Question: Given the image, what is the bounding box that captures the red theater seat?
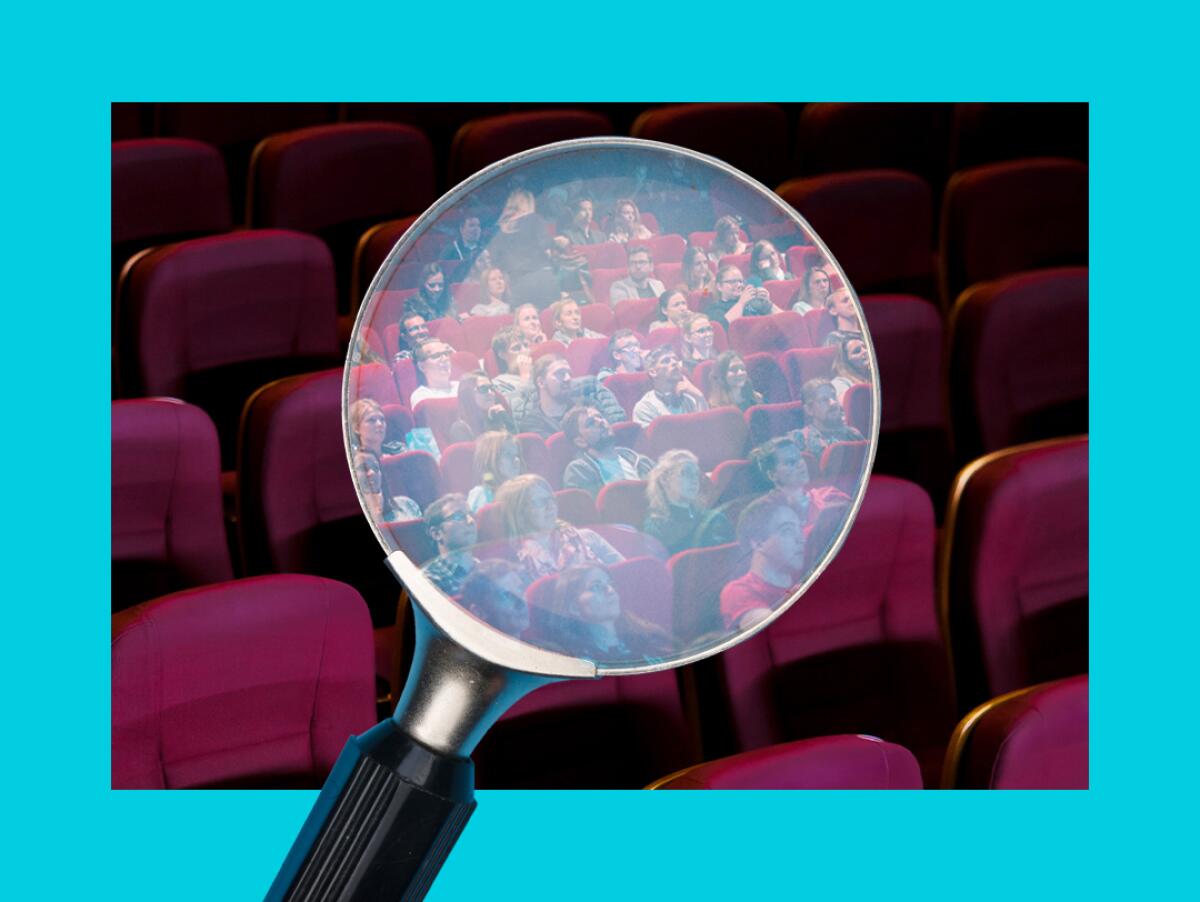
[651,735,923,789]
[462,315,512,357]
[777,170,935,297]
[116,230,340,468]
[413,397,461,449]
[728,312,811,355]
[554,488,597,526]
[238,369,405,625]
[604,372,652,419]
[576,241,626,270]
[111,575,374,789]
[349,362,405,407]
[639,233,687,264]
[248,123,436,313]
[744,352,790,404]
[439,441,476,495]
[350,214,418,309]
[939,158,1088,308]
[785,246,828,284]
[516,433,553,487]
[632,103,789,187]
[948,267,1088,458]
[642,408,749,472]
[819,440,871,493]
[596,480,649,526]
[745,400,806,447]
[718,476,955,784]
[380,451,441,511]
[668,542,747,643]
[112,399,233,610]
[943,675,1088,789]
[950,102,1089,172]
[843,383,873,436]
[565,336,613,377]
[448,109,613,183]
[942,437,1088,706]
[781,347,837,398]
[111,139,232,279]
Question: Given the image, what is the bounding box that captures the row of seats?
[113,388,1088,784]
[114,127,1086,316]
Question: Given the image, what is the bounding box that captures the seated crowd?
[345,186,875,663]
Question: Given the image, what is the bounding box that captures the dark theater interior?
[111,102,1088,792]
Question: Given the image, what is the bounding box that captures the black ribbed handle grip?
[266,719,476,902]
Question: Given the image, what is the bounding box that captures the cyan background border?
[5,2,1187,896]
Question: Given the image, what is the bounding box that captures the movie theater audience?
[471,267,514,317]
[490,326,534,399]
[405,262,455,322]
[648,287,692,332]
[790,261,831,314]
[596,329,645,380]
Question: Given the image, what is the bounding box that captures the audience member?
[544,565,670,662]
[471,267,513,317]
[720,495,806,630]
[790,261,831,314]
[352,449,422,523]
[514,355,625,437]
[561,405,655,497]
[648,287,692,332]
[642,450,732,555]
[793,379,866,459]
[550,234,594,304]
[683,244,716,295]
[496,474,623,583]
[679,313,718,373]
[816,288,864,346]
[633,345,709,425]
[460,560,530,638]
[440,212,486,280]
[410,339,460,407]
[751,435,849,527]
[514,303,548,345]
[404,262,455,322]
[597,329,645,380]
[449,372,515,443]
[704,265,768,329]
[747,240,791,284]
[490,326,534,399]
[394,312,430,361]
[560,197,607,245]
[707,351,763,411]
[349,398,405,457]
[468,430,523,512]
[489,189,559,309]
[549,298,603,344]
[420,493,480,594]
[829,335,873,401]
[708,215,749,261]
[608,198,653,243]
[609,244,665,304]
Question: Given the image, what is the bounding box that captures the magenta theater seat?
[632,103,789,187]
[651,734,923,789]
[449,109,613,183]
[111,399,233,610]
[943,675,1088,789]
[112,574,375,789]
[641,407,749,473]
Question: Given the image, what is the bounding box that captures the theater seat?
[948,267,1088,458]
[448,109,613,183]
[668,542,747,644]
[782,347,836,398]
[745,400,806,447]
[942,675,1088,789]
[439,441,476,495]
[717,476,955,785]
[942,437,1088,707]
[744,352,790,404]
[939,157,1088,308]
[604,372,652,419]
[112,399,233,610]
[632,103,789,187]
[596,480,649,527]
[641,407,749,472]
[112,574,375,789]
[650,735,923,789]
[413,397,461,449]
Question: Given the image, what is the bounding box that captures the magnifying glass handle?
[265,718,475,902]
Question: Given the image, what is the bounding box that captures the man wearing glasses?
[597,329,645,381]
[420,494,480,595]
[561,405,655,497]
[633,345,709,425]
[609,245,665,305]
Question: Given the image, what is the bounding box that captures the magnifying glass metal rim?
[342,135,881,680]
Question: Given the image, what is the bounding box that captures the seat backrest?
[111,399,233,610]
[439,441,477,495]
[112,138,231,248]
[554,488,597,526]
[782,346,837,397]
[668,541,748,644]
[112,574,375,789]
[785,246,828,284]
[632,103,789,186]
[380,451,441,510]
[653,734,923,789]
[728,312,811,355]
[350,214,418,306]
[719,476,954,784]
[576,241,626,270]
[940,157,1088,306]
[449,109,613,183]
[943,675,1088,789]
[861,294,945,433]
[843,383,873,436]
[603,372,652,419]
[596,479,649,526]
[248,123,435,230]
[944,437,1088,704]
[642,407,749,472]
[745,400,806,448]
[462,315,513,357]
[413,397,461,449]
[119,230,339,398]
[639,233,687,264]
[777,170,934,295]
[744,352,790,404]
[948,267,1088,457]
[565,336,612,377]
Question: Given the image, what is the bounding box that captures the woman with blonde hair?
[642,450,732,555]
[471,267,513,317]
[467,430,523,513]
[708,215,749,261]
[608,198,653,243]
[682,244,715,295]
[549,298,603,344]
[495,474,623,583]
[513,303,548,345]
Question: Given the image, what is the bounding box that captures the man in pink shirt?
[720,495,807,630]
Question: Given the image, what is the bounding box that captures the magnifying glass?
[267,138,879,901]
